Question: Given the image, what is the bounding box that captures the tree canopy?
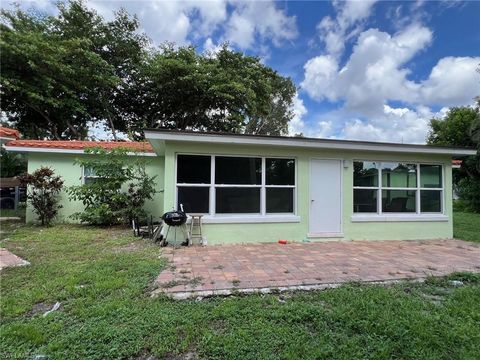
[1,1,296,140]
[1,1,147,140]
[125,44,296,138]
[427,107,478,148]
[427,105,480,212]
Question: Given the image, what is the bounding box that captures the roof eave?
[144,130,477,156]
[4,145,157,157]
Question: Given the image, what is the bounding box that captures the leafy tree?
[2,2,296,139]
[67,147,156,225]
[53,1,149,140]
[19,167,64,225]
[427,107,478,147]
[427,106,480,212]
[0,148,27,178]
[128,44,296,138]
[0,1,148,140]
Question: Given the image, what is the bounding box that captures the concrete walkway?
[0,248,29,270]
[153,239,480,299]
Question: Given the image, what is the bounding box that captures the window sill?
[198,215,301,224]
[351,214,449,222]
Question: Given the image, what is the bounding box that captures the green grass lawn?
[1,215,479,359]
[454,212,480,242]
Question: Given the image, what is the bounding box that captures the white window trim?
[82,166,101,184]
[175,153,297,222]
[351,214,449,222]
[352,160,446,219]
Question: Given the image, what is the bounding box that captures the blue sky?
[5,0,480,143]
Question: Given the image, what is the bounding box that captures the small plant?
[19,167,64,226]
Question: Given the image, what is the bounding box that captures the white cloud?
[316,120,333,138]
[288,94,307,136]
[308,103,455,144]
[340,105,451,144]
[225,10,255,48]
[203,37,226,55]
[224,1,298,49]
[87,0,228,46]
[301,0,478,144]
[316,0,378,57]
[86,0,297,49]
[8,1,297,49]
[2,0,56,12]
[420,57,480,106]
[301,55,339,102]
[302,24,434,112]
[302,19,480,143]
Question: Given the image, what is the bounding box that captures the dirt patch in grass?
[158,352,198,360]
[135,352,160,360]
[26,302,57,317]
[113,242,144,253]
[210,319,228,335]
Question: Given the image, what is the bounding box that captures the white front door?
[309,159,342,235]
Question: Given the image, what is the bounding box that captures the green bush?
[457,175,480,212]
[19,167,63,225]
[67,147,156,225]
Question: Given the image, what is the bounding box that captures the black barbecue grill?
[160,209,190,246]
[162,210,187,226]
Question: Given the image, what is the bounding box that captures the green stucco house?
[5,129,476,244]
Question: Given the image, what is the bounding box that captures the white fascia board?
[4,146,157,157]
[144,131,477,156]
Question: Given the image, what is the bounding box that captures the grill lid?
[162,210,187,226]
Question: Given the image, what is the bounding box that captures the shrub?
[457,174,480,212]
[67,147,156,225]
[19,167,64,225]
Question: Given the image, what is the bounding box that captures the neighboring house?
[1,127,24,211]
[5,129,476,244]
[451,159,463,200]
[0,126,20,145]
[4,139,164,222]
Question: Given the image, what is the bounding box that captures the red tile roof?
[0,127,20,139]
[6,139,154,152]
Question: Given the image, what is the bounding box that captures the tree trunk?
[66,121,81,140]
[108,117,118,141]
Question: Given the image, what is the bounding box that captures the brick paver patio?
[153,239,480,299]
[0,248,29,270]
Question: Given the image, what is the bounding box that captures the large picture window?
[176,155,296,216]
[353,161,444,215]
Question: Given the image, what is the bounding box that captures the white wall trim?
[145,131,477,156]
[200,215,301,224]
[351,214,449,222]
[4,146,156,157]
